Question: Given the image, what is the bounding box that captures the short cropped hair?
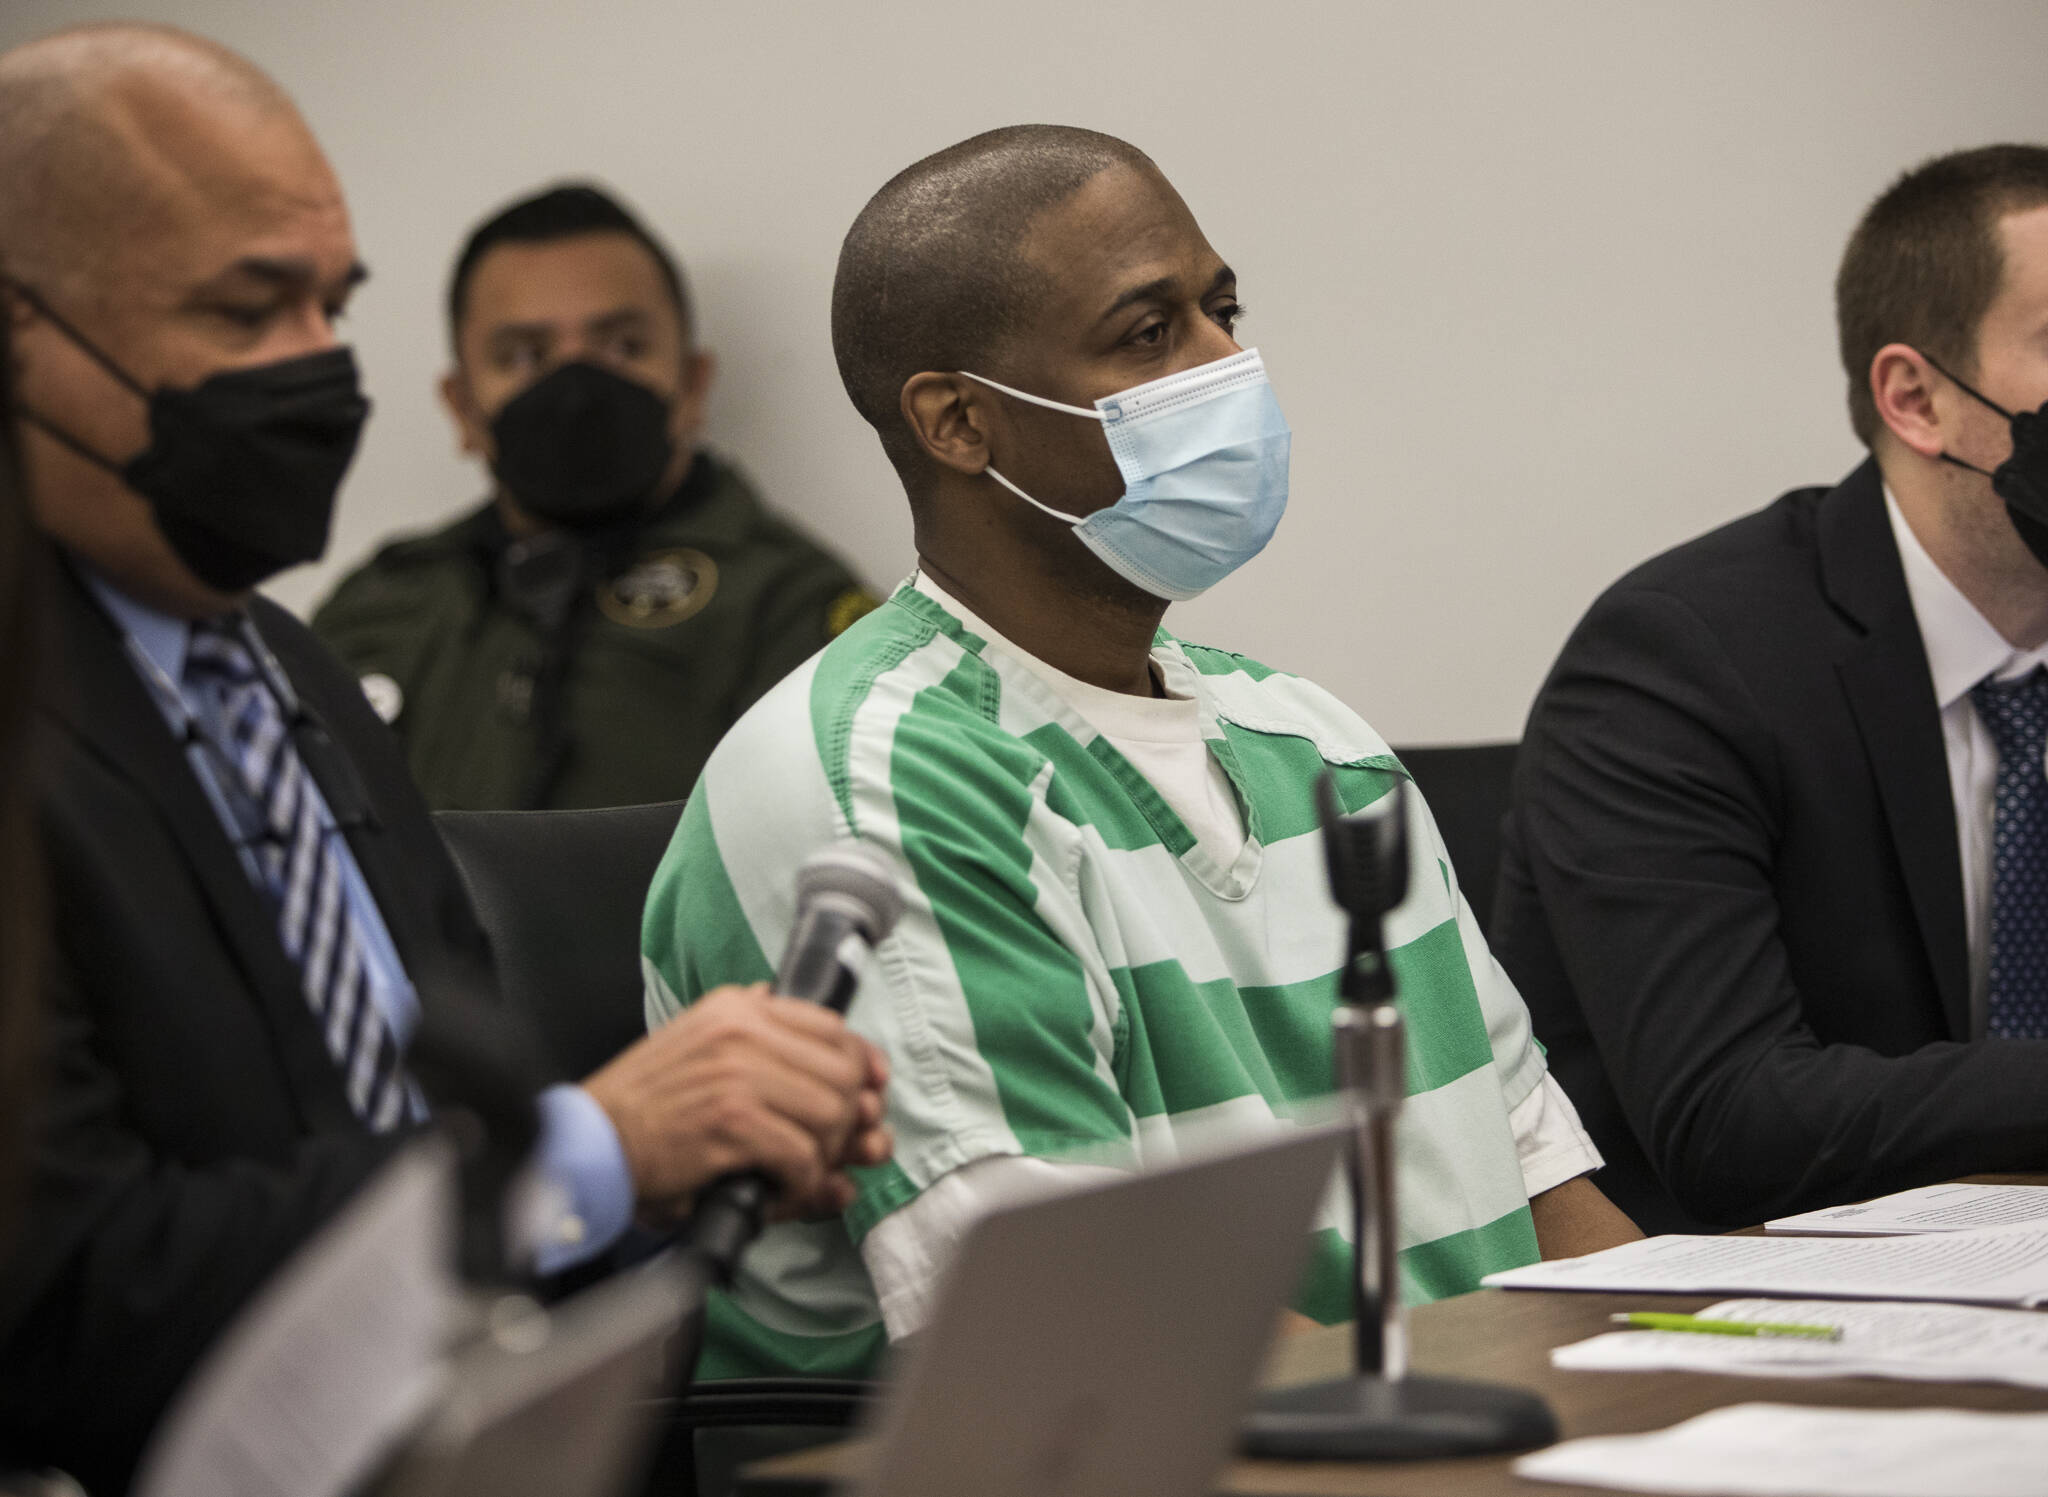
[446,182,692,345]
[832,125,1154,486]
[1836,144,2048,447]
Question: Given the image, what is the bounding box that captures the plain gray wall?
[6,1,2045,740]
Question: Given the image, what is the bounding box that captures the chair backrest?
[1391,742,1518,933]
[434,801,685,1082]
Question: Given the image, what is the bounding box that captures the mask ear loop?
[12,403,128,475]
[1920,350,2015,420]
[3,277,152,398]
[1,276,152,473]
[956,369,1105,420]
[955,371,1106,523]
[1920,350,2018,480]
[980,462,1087,525]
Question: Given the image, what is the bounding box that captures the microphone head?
[1315,771,1410,919]
[795,840,904,943]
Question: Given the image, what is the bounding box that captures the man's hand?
[581,983,891,1222]
[1275,1308,1325,1338]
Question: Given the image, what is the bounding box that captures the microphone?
[772,842,906,1011]
[686,841,904,1282]
[1316,774,1409,1006]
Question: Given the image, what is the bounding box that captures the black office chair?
[431,801,875,1497]
[1390,742,1519,934]
[435,801,685,1082]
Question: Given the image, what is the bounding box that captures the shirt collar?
[81,568,192,686]
[909,569,1198,724]
[1883,487,2048,708]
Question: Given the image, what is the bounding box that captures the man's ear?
[901,372,995,477]
[672,348,715,438]
[439,368,486,458]
[1870,343,1950,461]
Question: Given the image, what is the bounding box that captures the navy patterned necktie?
[1969,666,2048,1041]
[183,619,418,1129]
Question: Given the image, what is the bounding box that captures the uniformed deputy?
[313,183,876,809]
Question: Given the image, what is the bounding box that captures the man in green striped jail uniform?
[642,125,1642,1380]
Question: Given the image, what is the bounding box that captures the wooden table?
[743,1175,2048,1494]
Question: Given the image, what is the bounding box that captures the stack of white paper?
[1553,1299,2048,1388]
[1767,1184,2048,1236]
[1482,1225,2048,1306]
[1514,1403,2048,1496]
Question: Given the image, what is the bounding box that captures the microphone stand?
[402,958,548,1289]
[1241,775,1556,1460]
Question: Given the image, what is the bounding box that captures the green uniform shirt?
[312,452,876,810]
[642,583,1548,1381]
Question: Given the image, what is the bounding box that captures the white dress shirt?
[1884,490,2048,1037]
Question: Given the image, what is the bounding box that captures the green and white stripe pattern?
[644,583,1546,1380]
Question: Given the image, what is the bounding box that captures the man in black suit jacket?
[1494,145,2048,1234]
[0,26,890,1490]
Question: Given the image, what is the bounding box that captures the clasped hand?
[582,983,891,1224]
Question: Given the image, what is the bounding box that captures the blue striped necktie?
[184,619,418,1129]
[1969,666,2048,1041]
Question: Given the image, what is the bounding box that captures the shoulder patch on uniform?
[358,672,404,724]
[826,587,881,638]
[599,547,719,629]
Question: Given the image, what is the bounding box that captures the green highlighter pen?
[1610,1312,1843,1342]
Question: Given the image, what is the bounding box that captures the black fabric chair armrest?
[1390,742,1518,933]
[670,1377,878,1429]
[434,802,685,1082]
[643,1379,879,1497]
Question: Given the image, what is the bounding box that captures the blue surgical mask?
[962,348,1291,601]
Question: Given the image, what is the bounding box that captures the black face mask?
[487,361,675,528]
[1922,353,2048,567]
[11,285,370,594]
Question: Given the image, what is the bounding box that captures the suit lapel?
[43,561,360,1131]
[1820,461,1972,1038]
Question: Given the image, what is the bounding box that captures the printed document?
[1482,1226,2048,1305]
[1767,1183,2048,1236]
[1514,1402,2048,1496]
[1553,1298,2048,1388]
